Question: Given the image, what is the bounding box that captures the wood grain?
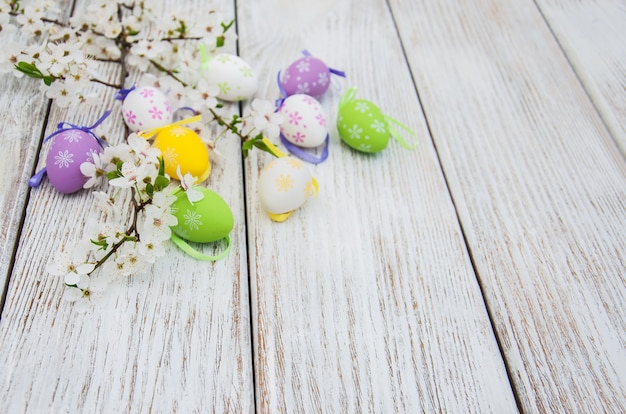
[0,1,253,412]
[238,0,518,412]
[534,0,626,153]
[0,11,62,310]
[388,0,626,411]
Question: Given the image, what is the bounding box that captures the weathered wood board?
[388,0,626,411]
[0,1,254,412]
[238,0,518,411]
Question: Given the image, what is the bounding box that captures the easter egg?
[45,129,102,193]
[122,86,173,132]
[170,188,234,243]
[205,54,258,102]
[152,125,211,183]
[281,56,331,99]
[258,157,316,215]
[337,99,389,153]
[278,94,328,148]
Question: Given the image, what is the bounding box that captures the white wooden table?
[0,0,624,412]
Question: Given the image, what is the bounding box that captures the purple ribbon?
[173,106,200,122]
[275,70,288,109]
[301,49,346,78]
[29,110,112,188]
[43,110,111,147]
[115,84,136,100]
[28,168,47,187]
[279,133,329,164]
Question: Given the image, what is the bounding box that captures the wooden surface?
[0,0,624,412]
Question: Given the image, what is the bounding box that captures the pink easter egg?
[281,56,331,99]
[278,94,328,148]
[121,86,173,132]
[45,129,102,193]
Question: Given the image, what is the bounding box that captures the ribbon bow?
[170,233,231,261]
[29,110,112,188]
[115,85,136,101]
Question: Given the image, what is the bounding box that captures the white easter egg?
[278,94,328,148]
[258,157,316,215]
[122,86,173,132]
[205,53,258,102]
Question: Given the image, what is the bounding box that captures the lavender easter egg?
[281,56,331,99]
[258,157,316,215]
[45,129,102,193]
[122,86,173,132]
[278,94,328,148]
[205,54,258,102]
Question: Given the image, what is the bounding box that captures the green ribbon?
[199,43,210,71]
[338,86,358,108]
[385,115,418,149]
[170,233,231,261]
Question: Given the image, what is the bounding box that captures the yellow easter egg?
[153,125,211,183]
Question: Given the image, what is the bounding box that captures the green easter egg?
[337,99,389,153]
[171,188,234,243]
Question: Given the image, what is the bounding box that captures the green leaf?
[216,35,225,48]
[14,61,44,79]
[106,170,121,180]
[90,239,109,249]
[242,139,254,159]
[154,175,169,191]
[253,139,277,157]
[145,182,154,197]
[158,157,165,176]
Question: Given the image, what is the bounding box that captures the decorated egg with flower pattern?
[278,94,328,148]
[258,157,317,215]
[122,86,173,132]
[45,129,102,193]
[281,55,332,99]
[337,98,389,153]
[170,187,234,243]
[152,125,211,183]
[205,53,258,102]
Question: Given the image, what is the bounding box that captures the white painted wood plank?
[388,0,626,411]
[238,0,518,411]
[535,0,626,153]
[0,16,58,308]
[0,1,254,412]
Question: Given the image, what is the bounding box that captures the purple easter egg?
[281,56,331,99]
[45,129,102,193]
[122,86,173,132]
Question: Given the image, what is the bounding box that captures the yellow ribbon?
[261,136,287,158]
[137,115,203,140]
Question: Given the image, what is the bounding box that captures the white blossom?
[249,99,286,140]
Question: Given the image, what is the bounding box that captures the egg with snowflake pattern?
[152,125,211,183]
[281,55,332,99]
[45,129,103,193]
[122,86,173,132]
[204,53,258,102]
[278,94,328,148]
[337,98,390,153]
[258,156,317,215]
[170,187,234,243]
